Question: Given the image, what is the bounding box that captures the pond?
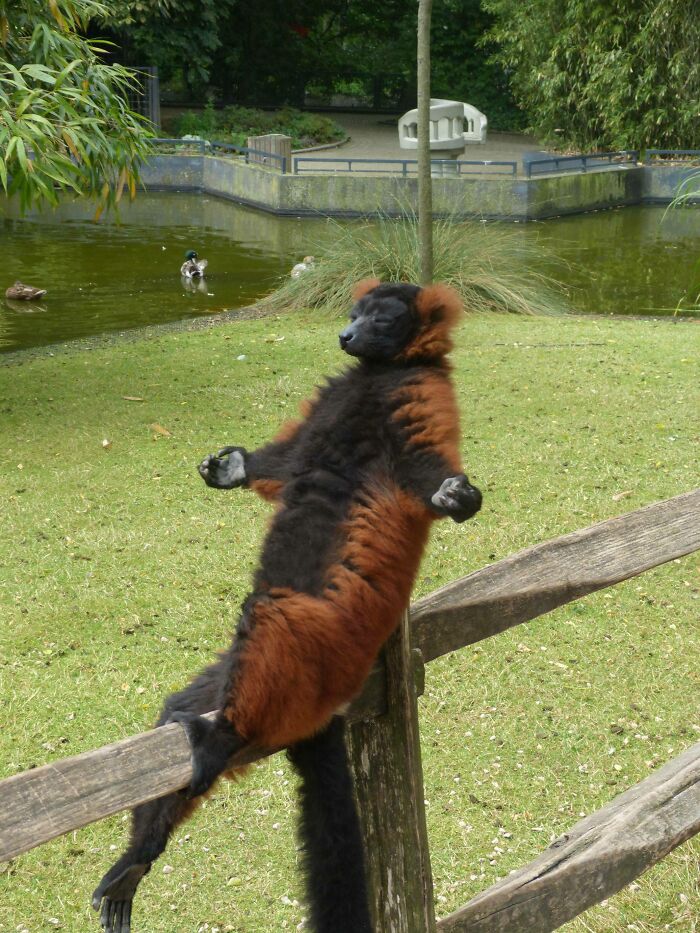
[0,194,305,353]
[1,195,698,353]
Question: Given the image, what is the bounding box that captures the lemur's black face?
[339,284,421,361]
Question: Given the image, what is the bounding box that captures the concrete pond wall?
[139,155,699,221]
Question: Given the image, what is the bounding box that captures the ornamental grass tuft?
[262,211,568,316]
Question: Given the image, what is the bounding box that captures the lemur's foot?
[168,712,243,798]
[431,474,482,523]
[198,446,247,489]
[92,861,150,932]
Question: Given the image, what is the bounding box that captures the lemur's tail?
[287,717,373,933]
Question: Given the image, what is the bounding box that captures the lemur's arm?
[396,447,482,523]
[391,373,482,523]
[198,413,308,500]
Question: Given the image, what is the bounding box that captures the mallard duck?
[290,256,315,279]
[5,281,47,301]
[180,250,208,278]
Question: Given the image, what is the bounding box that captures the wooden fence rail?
[438,739,700,932]
[1,488,699,931]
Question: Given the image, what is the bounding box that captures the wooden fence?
[1,488,699,931]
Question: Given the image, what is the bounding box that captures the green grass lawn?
[0,310,698,932]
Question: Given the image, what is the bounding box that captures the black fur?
[287,719,372,933]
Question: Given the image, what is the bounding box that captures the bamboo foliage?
[0,0,153,214]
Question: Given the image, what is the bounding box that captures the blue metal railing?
[292,156,517,176]
[154,139,700,180]
[524,151,639,177]
[645,149,700,164]
[151,138,288,173]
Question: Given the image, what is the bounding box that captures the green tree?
[0,0,153,213]
[482,0,700,150]
[105,0,520,125]
[430,0,522,130]
[106,0,233,93]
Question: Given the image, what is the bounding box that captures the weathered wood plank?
[437,741,700,932]
[0,667,388,864]
[412,488,700,663]
[0,713,250,863]
[347,613,437,933]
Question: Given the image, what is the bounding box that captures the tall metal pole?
[417,0,434,285]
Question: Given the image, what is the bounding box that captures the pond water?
[1,195,698,353]
[0,194,305,353]
[533,205,699,317]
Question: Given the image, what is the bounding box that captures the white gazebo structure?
[398,99,487,173]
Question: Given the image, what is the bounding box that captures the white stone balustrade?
[398,99,488,154]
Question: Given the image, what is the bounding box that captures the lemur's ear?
[415,283,463,327]
[399,283,462,361]
[352,278,381,301]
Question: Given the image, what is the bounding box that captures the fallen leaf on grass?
[102,438,112,449]
[612,490,632,501]
[150,423,172,437]
[122,395,145,402]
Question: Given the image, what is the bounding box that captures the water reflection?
[527,206,700,315]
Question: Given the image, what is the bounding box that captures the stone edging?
[139,154,699,222]
[292,136,351,154]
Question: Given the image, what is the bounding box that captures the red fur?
[390,371,462,470]
[225,483,432,748]
[352,278,381,301]
[401,283,463,361]
[249,478,284,501]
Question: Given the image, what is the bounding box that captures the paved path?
[306,111,548,173]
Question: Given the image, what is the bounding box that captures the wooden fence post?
[347,611,437,932]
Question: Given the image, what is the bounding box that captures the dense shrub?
[171,104,345,149]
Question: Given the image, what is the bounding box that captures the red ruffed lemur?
[93,280,482,933]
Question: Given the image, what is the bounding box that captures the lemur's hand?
[198,446,247,489]
[431,474,482,523]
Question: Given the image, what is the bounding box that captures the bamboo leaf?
[56,60,83,86]
[48,0,68,31]
[115,166,126,203]
[15,137,29,173]
[61,128,82,162]
[21,64,57,86]
[16,90,40,118]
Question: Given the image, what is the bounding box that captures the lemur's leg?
[92,657,240,933]
[287,718,373,933]
[92,793,193,933]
